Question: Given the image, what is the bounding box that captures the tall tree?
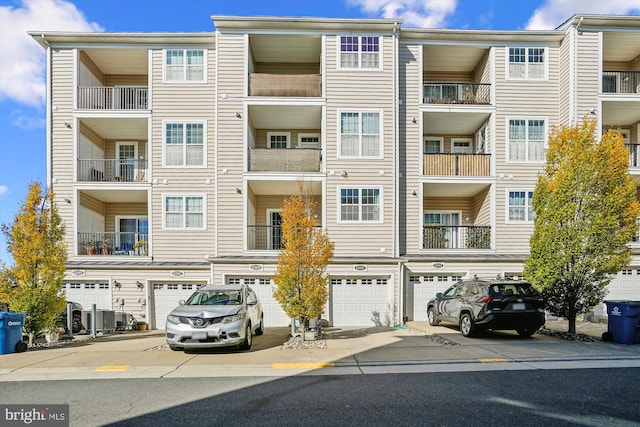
[524,119,640,334]
[273,182,334,340]
[0,182,68,342]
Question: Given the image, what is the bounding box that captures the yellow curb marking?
[96,365,130,371]
[272,362,335,369]
[479,358,509,363]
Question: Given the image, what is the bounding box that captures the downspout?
[392,21,403,326]
[42,35,52,188]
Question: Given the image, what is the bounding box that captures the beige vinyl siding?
[325,34,396,257]
[575,32,600,123]
[253,195,323,224]
[254,62,319,74]
[558,33,572,124]
[423,197,474,224]
[104,203,148,232]
[474,50,491,84]
[104,74,147,86]
[80,122,105,151]
[400,42,422,254]
[423,71,472,82]
[215,33,246,256]
[149,45,216,262]
[51,49,76,258]
[79,192,104,215]
[493,44,559,254]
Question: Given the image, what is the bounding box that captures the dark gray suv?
[427,279,545,337]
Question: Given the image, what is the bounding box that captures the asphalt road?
[2,368,639,426]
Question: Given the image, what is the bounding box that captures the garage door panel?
[331,277,391,327]
[64,282,112,311]
[152,283,204,330]
[228,278,290,327]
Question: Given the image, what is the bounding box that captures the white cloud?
[0,185,8,197]
[348,0,458,28]
[0,0,102,107]
[526,0,640,30]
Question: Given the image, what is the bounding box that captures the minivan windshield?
[185,289,243,305]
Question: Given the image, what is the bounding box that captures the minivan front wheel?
[460,313,475,337]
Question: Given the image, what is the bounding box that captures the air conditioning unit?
[82,310,116,332]
[114,312,133,330]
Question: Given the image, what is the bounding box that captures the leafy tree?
[0,182,68,343]
[273,182,334,340]
[524,119,640,334]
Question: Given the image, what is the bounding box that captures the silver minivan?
[165,284,264,351]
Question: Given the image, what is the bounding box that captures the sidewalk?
[1,320,638,381]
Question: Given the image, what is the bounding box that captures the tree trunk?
[300,318,306,341]
[567,308,577,334]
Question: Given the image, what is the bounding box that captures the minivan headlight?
[167,314,181,324]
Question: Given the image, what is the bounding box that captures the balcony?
[78,86,148,110]
[602,71,640,94]
[247,225,283,251]
[249,74,321,97]
[423,225,491,250]
[423,153,490,176]
[423,82,490,105]
[78,159,148,183]
[78,232,148,256]
[626,144,640,168]
[249,148,321,172]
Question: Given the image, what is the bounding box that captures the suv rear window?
[487,283,539,297]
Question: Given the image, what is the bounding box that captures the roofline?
[400,28,565,43]
[29,32,215,49]
[211,15,401,33]
[556,14,640,31]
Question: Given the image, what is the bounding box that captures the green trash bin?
[0,312,28,354]
[604,301,640,345]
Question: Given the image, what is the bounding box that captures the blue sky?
[0,0,639,264]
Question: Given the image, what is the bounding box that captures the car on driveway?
[427,278,545,337]
[165,284,264,351]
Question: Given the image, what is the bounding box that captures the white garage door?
[409,274,462,321]
[152,283,205,330]
[331,277,391,327]
[64,282,112,310]
[607,269,640,301]
[227,277,291,327]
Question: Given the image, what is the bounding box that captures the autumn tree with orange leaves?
[524,119,640,334]
[0,182,67,341]
[273,183,334,340]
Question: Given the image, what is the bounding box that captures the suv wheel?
[460,313,476,337]
[255,315,264,336]
[72,313,83,333]
[427,308,439,326]
[239,323,252,350]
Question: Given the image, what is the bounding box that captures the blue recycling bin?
[604,301,640,345]
[0,312,27,354]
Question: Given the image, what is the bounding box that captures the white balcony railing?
[77,86,148,110]
[78,159,147,183]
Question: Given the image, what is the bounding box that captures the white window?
[298,133,320,149]
[164,195,205,229]
[424,137,443,154]
[451,138,473,154]
[507,190,535,222]
[508,118,546,162]
[164,122,205,166]
[339,187,382,222]
[339,36,381,70]
[508,47,546,79]
[339,111,382,157]
[267,132,290,149]
[164,49,205,82]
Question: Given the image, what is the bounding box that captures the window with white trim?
[507,190,535,222]
[164,49,205,82]
[165,122,205,166]
[164,196,204,229]
[508,118,546,161]
[423,137,443,154]
[339,187,382,222]
[267,132,290,149]
[508,47,546,79]
[298,133,320,149]
[339,111,381,157]
[339,36,381,69]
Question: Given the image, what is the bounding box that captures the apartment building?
[31,14,639,329]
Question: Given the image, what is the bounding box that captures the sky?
[0,0,639,264]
